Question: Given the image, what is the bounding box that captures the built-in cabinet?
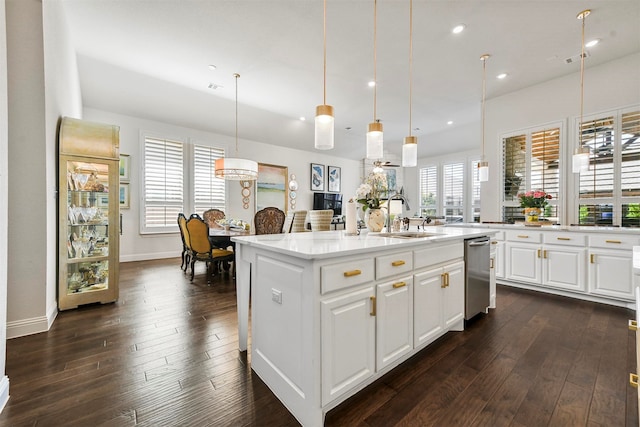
[588,235,639,301]
[58,117,120,310]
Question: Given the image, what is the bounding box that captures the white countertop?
[444,223,640,235]
[231,227,494,260]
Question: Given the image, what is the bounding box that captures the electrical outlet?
[271,289,282,304]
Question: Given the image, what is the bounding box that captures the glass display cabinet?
[58,117,120,310]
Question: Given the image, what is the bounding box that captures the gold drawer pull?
[392,281,406,289]
[590,254,595,264]
[537,249,541,258]
[606,239,621,244]
[557,237,571,241]
[343,270,362,277]
[490,258,494,269]
[630,373,639,389]
[391,260,406,267]
[491,241,498,245]
[543,250,548,259]
[445,272,450,287]
[441,273,447,288]
[517,235,529,238]
[630,320,638,331]
[370,296,376,316]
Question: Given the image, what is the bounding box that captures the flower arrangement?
[356,170,388,210]
[217,218,249,230]
[517,190,552,208]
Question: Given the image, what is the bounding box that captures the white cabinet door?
[414,267,445,348]
[495,241,505,279]
[542,246,587,292]
[589,249,634,301]
[376,276,413,370]
[443,261,465,329]
[490,243,497,308]
[507,242,542,284]
[321,286,376,405]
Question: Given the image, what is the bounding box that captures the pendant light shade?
[314,0,334,150]
[572,9,591,174]
[214,73,258,180]
[366,0,383,160]
[478,54,490,182]
[402,0,417,168]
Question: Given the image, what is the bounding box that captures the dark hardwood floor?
[0,258,637,426]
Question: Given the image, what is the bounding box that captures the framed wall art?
[328,166,341,193]
[257,163,288,213]
[119,154,130,182]
[310,163,324,191]
[119,183,130,209]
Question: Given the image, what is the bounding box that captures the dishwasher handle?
[467,240,489,247]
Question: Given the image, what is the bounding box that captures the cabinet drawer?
[376,251,413,280]
[321,258,375,294]
[506,230,542,243]
[414,243,463,270]
[492,230,505,241]
[543,232,587,247]
[590,235,640,250]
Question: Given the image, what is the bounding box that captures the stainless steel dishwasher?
[464,236,490,320]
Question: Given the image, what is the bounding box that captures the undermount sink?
[373,232,443,239]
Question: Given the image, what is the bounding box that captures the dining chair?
[254,207,286,235]
[309,209,334,231]
[203,208,225,229]
[177,213,191,271]
[185,215,235,282]
[282,211,295,233]
[291,210,308,232]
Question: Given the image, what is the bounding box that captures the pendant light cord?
[234,73,239,154]
[481,56,487,162]
[373,0,377,122]
[579,11,586,151]
[409,0,413,136]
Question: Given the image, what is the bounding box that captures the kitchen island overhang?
[232,227,494,426]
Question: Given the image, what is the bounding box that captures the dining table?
[208,227,250,250]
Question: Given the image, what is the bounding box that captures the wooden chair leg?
[190,259,196,281]
[180,250,186,270]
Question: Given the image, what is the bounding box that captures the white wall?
[84,108,362,262]
[481,53,640,222]
[0,0,11,412]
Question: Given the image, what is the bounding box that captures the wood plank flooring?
[0,258,637,426]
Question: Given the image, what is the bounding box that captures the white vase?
[365,208,385,232]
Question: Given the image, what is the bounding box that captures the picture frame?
[310,163,324,191]
[119,154,130,182]
[119,183,130,209]
[327,166,341,193]
[257,163,288,213]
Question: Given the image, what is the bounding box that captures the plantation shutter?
[419,166,437,216]
[193,144,225,215]
[621,110,640,227]
[443,162,464,222]
[471,160,481,223]
[530,128,560,219]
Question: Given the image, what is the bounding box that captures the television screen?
[313,193,342,216]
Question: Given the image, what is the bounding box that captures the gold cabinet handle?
[590,254,595,264]
[491,241,498,245]
[370,296,376,316]
[490,258,494,269]
[441,273,447,288]
[630,373,639,389]
[537,249,541,258]
[343,269,362,277]
[543,250,548,259]
[517,235,529,239]
[445,272,450,287]
[629,320,638,331]
[606,239,622,244]
[392,281,406,288]
[391,260,406,267]
[557,237,571,241]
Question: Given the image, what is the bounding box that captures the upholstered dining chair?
[309,209,333,231]
[177,213,191,271]
[203,208,225,229]
[185,214,235,282]
[254,207,286,235]
[282,211,295,233]
[291,210,308,232]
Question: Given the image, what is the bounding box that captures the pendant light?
[366,0,383,160]
[478,54,490,182]
[315,0,334,150]
[214,73,258,180]
[572,9,591,173]
[402,0,417,167]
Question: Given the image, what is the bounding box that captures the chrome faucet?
[385,191,411,231]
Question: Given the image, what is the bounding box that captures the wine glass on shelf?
[71,240,82,258]
[74,173,89,191]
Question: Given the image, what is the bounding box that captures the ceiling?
[60,0,640,161]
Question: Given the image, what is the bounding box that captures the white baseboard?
[47,299,58,330]
[7,315,50,339]
[119,251,179,263]
[0,376,9,414]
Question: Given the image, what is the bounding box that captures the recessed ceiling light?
[368,81,376,87]
[452,24,466,34]
[585,39,600,47]
[299,116,306,121]
[207,83,223,90]
[447,121,453,125]
[497,73,507,79]
[208,64,217,71]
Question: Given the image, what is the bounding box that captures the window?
[141,135,226,233]
[501,124,561,223]
[443,162,464,223]
[471,160,481,223]
[578,108,640,226]
[419,165,437,216]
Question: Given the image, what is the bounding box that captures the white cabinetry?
[588,235,639,301]
[506,231,542,284]
[376,276,413,370]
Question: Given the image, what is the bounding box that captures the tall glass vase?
[365,208,386,232]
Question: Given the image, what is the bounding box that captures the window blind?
[621,110,640,197]
[419,166,437,216]
[443,162,464,222]
[503,134,526,203]
[193,144,225,215]
[579,116,615,199]
[471,160,481,223]
[143,137,184,232]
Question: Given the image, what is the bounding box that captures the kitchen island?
[232,227,493,426]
